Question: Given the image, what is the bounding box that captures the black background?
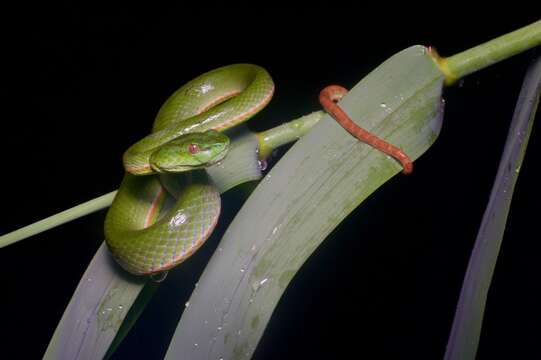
[0,5,540,359]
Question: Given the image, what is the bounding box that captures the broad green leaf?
[164,45,445,360]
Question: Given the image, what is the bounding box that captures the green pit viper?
[104,64,274,275]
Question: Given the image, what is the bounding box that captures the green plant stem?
[434,19,541,84]
[0,191,117,248]
[0,114,323,248]
[256,111,324,159]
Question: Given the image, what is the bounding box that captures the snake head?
[149,130,229,173]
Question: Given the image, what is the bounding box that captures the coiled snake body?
[105,64,274,275]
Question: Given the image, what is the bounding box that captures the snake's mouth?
[150,163,202,173]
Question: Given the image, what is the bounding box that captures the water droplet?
[240,267,245,273]
[217,326,222,331]
[272,226,278,235]
[185,301,190,308]
[252,277,269,292]
[101,307,113,315]
[251,244,257,252]
[515,165,521,174]
[380,103,387,108]
[97,288,126,333]
[195,282,199,288]
[194,343,198,347]
[150,271,168,283]
[237,329,242,336]
[258,159,268,171]
[87,277,93,283]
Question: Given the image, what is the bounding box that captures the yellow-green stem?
[0,113,323,248]
[432,19,541,85]
[257,111,324,159]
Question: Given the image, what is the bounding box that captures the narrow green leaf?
[444,54,541,360]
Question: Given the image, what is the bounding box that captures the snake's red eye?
[188,143,200,154]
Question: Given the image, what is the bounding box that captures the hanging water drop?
[258,159,268,171]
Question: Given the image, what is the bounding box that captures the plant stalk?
[0,113,323,247]
[0,191,117,248]
[256,111,324,159]
[432,19,541,85]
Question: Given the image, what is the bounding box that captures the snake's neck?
[123,127,190,175]
[123,150,154,175]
